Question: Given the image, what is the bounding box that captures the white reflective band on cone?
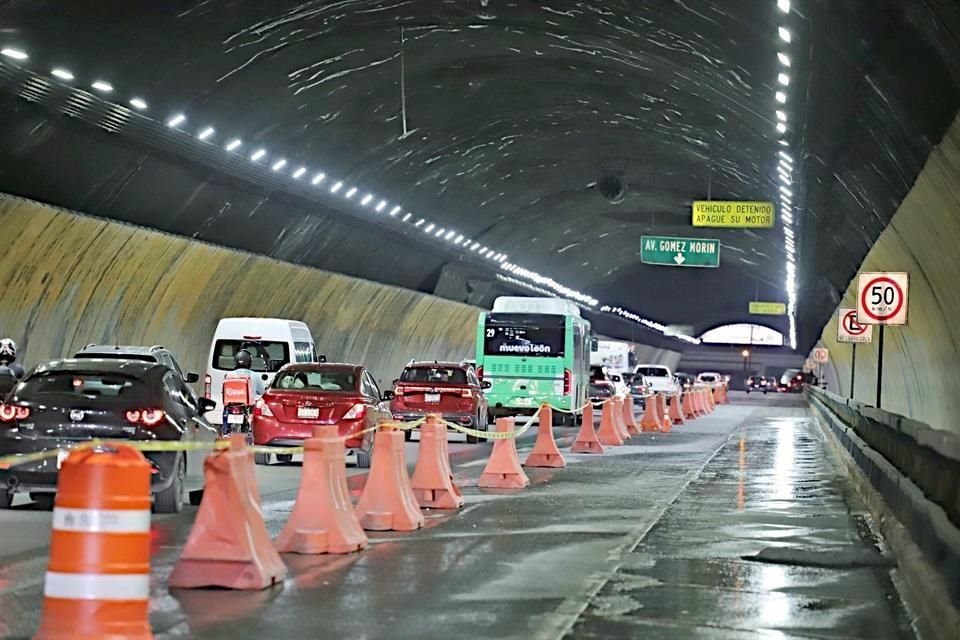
[52,507,151,534]
[43,572,150,600]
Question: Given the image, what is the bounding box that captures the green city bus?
[476,297,592,424]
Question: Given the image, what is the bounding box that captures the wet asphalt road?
[0,394,917,639]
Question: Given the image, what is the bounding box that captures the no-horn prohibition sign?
[837,307,873,343]
[857,272,909,325]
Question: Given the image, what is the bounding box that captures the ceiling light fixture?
[778,52,791,66]
[51,68,74,81]
[402,213,413,222]
[360,194,373,206]
[312,172,326,185]
[226,138,242,151]
[330,181,343,194]
[129,97,148,110]
[91,80,113,93]
[389,205,401,216]
[0,48,28,61]
[376,200,388,212]
[293,167,307,179]
[345,187,357,198]
[271,159,287,171]
[197,126,215,141]
[778,0,791,13]
[776,122,787,133]
[779,27,791,43]
[778,73,790,86]
[166,113,186,128]
[776,91,787,103]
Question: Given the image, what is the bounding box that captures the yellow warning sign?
[692,201,775,228]
[749,301,787,315]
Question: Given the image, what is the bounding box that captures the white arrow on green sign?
[640,236,720,268]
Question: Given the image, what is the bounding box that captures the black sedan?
[589,380,614,403]
[746,376,772,393]
[0,359,218,513]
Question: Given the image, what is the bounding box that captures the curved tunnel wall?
[0,195,680,389]
[0,195,481,388]
[817,114,960,434]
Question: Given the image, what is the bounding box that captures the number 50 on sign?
[857,272,909,325]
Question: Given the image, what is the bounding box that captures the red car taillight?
[204,374,212,399]
[461,388,474,398]
[563,369,572,395]
[477,366,483,382]
[253,398,274,417]
[0,404,29,422]
[125,409,166,427]
[343,403,366,421]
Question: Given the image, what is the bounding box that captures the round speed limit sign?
[857,272,909,325]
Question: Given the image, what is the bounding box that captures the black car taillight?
[0,404,29,422]
[125,409,166,427]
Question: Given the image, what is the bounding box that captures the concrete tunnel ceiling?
[0,1,958,353]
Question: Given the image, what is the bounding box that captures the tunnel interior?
[0,1,957,426]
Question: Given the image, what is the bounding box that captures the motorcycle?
[221,373,255,440]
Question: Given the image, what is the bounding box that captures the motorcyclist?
[0,339,25,379]
[221,349,265,436]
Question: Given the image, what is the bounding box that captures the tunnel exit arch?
[699,323,785,347]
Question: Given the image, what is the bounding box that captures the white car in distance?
[634,364,678,395]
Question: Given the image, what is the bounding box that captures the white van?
[204,318,319,414]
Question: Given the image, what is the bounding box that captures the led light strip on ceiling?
[775,0,798,350]
[0,44,702,345]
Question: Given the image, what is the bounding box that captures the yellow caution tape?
[0,417,433,469]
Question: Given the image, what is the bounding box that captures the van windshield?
[214,340,290,372]
[636,366,669,378]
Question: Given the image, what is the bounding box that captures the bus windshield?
[483,316,565,358]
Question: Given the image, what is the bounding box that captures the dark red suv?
[387,361,490,443]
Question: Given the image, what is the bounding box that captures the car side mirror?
[186,372,200,384]
[392,378,399,386]
[199,398,217,413]
[590,337,599,352]
[482,380,492,389]
[318,354,327,363]
[382,390,395,401]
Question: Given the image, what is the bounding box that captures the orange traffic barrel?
[35,444,153,640]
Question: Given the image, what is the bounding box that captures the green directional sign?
[640,236,720,268]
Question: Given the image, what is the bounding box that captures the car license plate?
[56,450,69,469]
[297,406,320,419]
[425,393,440,404]
[227,413,245,424]
[515,397,532,407]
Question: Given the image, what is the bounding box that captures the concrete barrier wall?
[0,195,681,389]
[817,113,960,434]
[0,195,480,388]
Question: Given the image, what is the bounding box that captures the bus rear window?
[483,326,565,357]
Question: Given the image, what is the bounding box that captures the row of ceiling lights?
[774,0,798,350]
[0,43,704,344]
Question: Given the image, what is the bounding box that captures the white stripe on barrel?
[43,572,151,600]
[52,507,151,534]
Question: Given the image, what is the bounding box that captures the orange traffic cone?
[571,403,603,454]
[479,418,530,488]
[411,416,464,509]
[694,388,706,417]
[682,389,697,420]
[355,425,425,531]
[640,394,663,432]
[35,445,153,640]
[669,392,686,425]
[275,426,368,554]
[622,395,641,436]
[597,399,625,446]
[658,394,673,433]
[524,405,566,468]
[612,396,632,440]
[706,387,716,413]
[712,386,722,406]
[170,435,287,590]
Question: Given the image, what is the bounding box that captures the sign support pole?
[850,343,856,400]
[875,325,885,409]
